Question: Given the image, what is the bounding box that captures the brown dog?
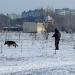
[4,41,18,47]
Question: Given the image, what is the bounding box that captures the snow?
[0,32,75,75]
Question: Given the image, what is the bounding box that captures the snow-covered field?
[0,32,75,75]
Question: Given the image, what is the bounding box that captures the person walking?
[52,28,61,51]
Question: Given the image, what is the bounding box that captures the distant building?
[7,14,21,19]
[21,9,45,22]
[22,10,40,18]
[23,22,45,33]
[3,26,22,31]
[55,8,70,15]
[55,8,75,32]
[71,9,75,15]
[55,8,75,16]
[37,22,45,32]
[23,15,54,33]
[23,22,37,33]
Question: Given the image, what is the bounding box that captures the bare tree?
[43,22,49,40]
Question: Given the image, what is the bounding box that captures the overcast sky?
[0,0,75,14]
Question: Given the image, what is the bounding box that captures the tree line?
[0,8,75,32]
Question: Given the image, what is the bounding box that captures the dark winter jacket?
[52,28,61,41]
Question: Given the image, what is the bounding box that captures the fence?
[0,31,74,58]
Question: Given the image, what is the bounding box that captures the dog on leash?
[4,41,18,48]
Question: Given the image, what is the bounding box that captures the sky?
[0,0,75,14]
